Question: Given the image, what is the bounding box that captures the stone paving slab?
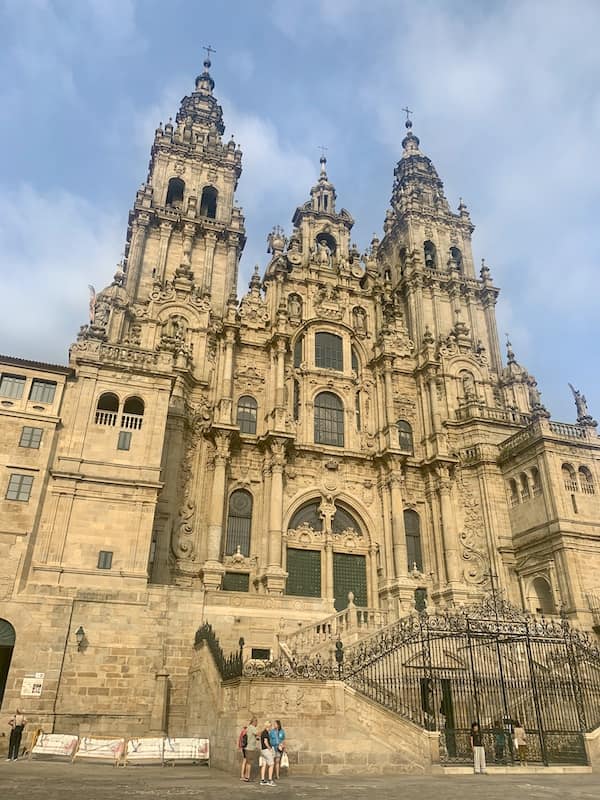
[0,760,598,799]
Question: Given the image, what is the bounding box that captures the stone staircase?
[278,593,388,661]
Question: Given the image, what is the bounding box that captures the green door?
[333,553,367,611]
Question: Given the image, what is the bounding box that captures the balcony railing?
[455,403,530,425]
[95,410,117,427]
[121,413,143,430]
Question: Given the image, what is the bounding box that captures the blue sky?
[1,0,599,423]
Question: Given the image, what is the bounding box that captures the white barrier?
[30,733,79,760]
[125,737,165,764]
[163,737,210,765]
[74,736,126,764]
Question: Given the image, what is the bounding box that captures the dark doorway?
[0,619,15,707]
[333,553,367,611]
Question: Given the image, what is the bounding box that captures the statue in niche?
[170,315,187,340]
[287,294,302,321]
[352,306,367,336]
[317,240,332,268]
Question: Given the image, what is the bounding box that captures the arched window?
[562,463,578,492]
[199,186,218,219]
[225,489,253,556]
[404,509,423,572]
[166,177,185,208]
[579,466,595,495]
[315,332,343,371]
[530,467,542,497]
[519,472,530,501]
[293,337,303,369]
[450,246,463,271]
[314,392,344,447]
[95,392,119,426]
[0,618,16,707]
[397,420,414,454]
[531,576,555,615]
[424,240,436,269]
[122,396,144,430]
[289,501,323,531]
[332,505,361,534]
[237,395,258,435]
[508,478,519,507]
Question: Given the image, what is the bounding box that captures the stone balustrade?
[455,402,530,425]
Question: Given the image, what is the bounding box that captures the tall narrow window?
[450,246,463,271]
[293,337,303,368]
[562,463,577,492]
[355,392,361,431]
[166,177,185,208]
[424,240,436,269]
[508,478,519,507]
[225,490,253,556]
[404,509,423,572]
[0,374,26,399]
[351,347,359,374]
[293,380,300,422]
[397,420,414,454]
[314,392,344,447]
[200,186,218,219]
[237,395,258,435]
[579,466,595,495]
[315,332,343,371]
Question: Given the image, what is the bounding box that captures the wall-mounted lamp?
[75,626,86,652]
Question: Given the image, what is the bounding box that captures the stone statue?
[317,240,332,268]
[287,294,302,320]
[569,383,590,421]
[88,285,96,325]
[352,306,367,335]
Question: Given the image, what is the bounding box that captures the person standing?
[492,720,505,764]
[259,720,275,786]
[244,716,259,781]
[269,720,286,780]
[238,723,248,781]
[513,721,528,766]
[470,721,487,775]
[8,709,27,761]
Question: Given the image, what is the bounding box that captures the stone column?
[436,466,462,585]
[148,669,169,734]
[155,221,173,284]
[275,338,286,408]
[369,543,380,608]
[382,357,395,431]
[481,286,502,375]
[323,534,334,603]
[224,233,241,302]
[127,214,150,298]
[389,471,408,579]
[264,438,287,595]
[203,431,230,590]
[219,328,236,424]
[202,232,218,294]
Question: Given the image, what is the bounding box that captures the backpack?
[238,727,248,749]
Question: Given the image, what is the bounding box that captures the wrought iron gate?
[341,597,600,766]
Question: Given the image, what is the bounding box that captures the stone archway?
[0,619,16,708]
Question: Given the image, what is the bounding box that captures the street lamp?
[75,626,86,652]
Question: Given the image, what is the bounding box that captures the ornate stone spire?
[176,51,225,135]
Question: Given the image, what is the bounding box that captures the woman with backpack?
[238,723,248,781]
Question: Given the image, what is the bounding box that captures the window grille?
[237,396,258,435]
[314,392,344,447]
[225,490,253,556]
[222,572,250,592]
[285,548,321,598]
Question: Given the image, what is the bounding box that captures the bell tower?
[124,53,246,317]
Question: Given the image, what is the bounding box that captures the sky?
[0,0,599,423]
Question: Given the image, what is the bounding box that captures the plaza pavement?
[0,760,598,799]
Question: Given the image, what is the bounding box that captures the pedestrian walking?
[470,721,487,774]
[7,709,27,761]
[513,721,528,766]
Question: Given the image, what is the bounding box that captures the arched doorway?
[0,619,15,707]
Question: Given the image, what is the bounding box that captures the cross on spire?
[203,44,216,63]
[318,145,328,159]
[402,106,412,123]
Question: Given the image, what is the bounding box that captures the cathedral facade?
[1,60,599,736]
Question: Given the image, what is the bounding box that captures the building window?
[579,466,595,495]
[531,576,555,615]
[519,472,530,501]
[237,395,258,435]
[450,246,463,271]
[315,332,343,371]
[97,550,113,570]
[166,177,185,208]
[222,572,250,592]
[562,463,578,492]
[293,337,303,368]
[531,467,542,497]
[19,426,43,449]
[122,396,144,429]
[225,489,253,556]
[251,647,271,660]
[96,392,119,426]
[293,380,300,422]
[397,420,414,454]
[355,392,361,431]
[351,347,359,374]
[508,478,519,507]
[6,473,34,502]
[424,240,436,269]
[0,374,26,399]
[285,548,321,598]
[332,505,361,534]
[289,501,323,532]
[29,380,56,404]
[200,186,218,218]
[117,431,132,451]
[314,391,344,447]
[404,509,423,572]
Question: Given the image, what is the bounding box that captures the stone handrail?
[278,598,388,659]
[549,421,588,439]
[456,403,530,426]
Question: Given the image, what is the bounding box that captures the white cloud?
[0,185,122,362]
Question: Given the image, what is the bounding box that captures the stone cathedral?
[1,59,599,748]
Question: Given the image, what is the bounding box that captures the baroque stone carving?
[457,472,488,585]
